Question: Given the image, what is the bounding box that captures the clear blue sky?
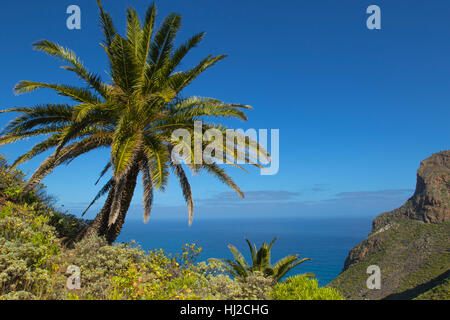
[0,0,449,222]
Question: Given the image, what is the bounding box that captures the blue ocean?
[117,216,372,285]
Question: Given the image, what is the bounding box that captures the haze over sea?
[116,216,373,285]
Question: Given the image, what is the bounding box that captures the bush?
[192,270,274,300]
[47,210,89,241]
[62,237,210,300]
[0,157,88,242]
[107,261,202,300]
[59,235,148,299]
[269,275,344,300]
[0,202,63,299]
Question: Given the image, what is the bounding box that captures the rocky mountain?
[329,150,450,300]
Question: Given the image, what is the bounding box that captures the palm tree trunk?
[104,167,138,243]
[75,165,139,244]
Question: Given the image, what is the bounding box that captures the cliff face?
[376,150,449,226]
[329,151,450,300]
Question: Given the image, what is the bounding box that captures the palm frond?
[170,32,205,71]
[108,35,142,96]
[172,163,194,225]
[126,7,143,57]
[143,135,169,190]
[149,13,182,68]
[173,96,250,121]
[82,178,114,216]
[245,238,257,266]
[11,135,62,168]
[26,132,112,189]
[14,81,101,104]
[95,161,111,185]
[139,3,157,69]
[0,126,64,147]
[97,0,117,47]
[1,104,73,134]
[202,163,244,198]
[228,244,248,268]
[168,55,227,93]
[33,40,107,97]
[111,130,142,179]
[273,257,311,282]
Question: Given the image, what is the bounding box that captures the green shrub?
[0,202,62,299]
[0,156,88,242]
[269,275,345,300]
[46,209,89,241]
[59,235,148,299]
[105,244,211,300]
[0,290,37,300]
[107,261,202,300]
[60,237,209,300]
[192,270,275,300]
[0,165,40,205]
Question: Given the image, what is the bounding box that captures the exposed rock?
[329,150,450,300]
[381,150,449,224]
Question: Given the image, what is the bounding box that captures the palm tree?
[0,1,268,243]
[212,238,313,282]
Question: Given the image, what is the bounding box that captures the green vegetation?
[414,278,450,300]
[212,238,313,282]
[270,275,344,300]
[0,155,342,300]
[0,0,268,244]
[329,214,450,300]
[328,150,449,300]
[0,201,62,299]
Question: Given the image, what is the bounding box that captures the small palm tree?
[212,238,313,282]
[0,1,268,243]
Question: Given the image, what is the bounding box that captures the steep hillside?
[329,150,450,300]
